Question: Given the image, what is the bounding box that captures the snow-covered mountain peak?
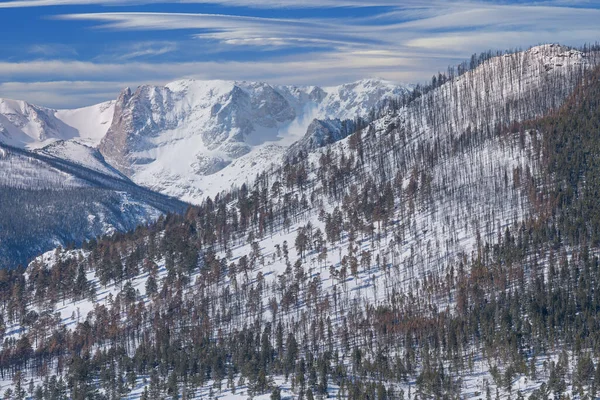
[118,87,133,102]
[320,78,411,120]
[491,44,590,74]
[336,77,403,90]
[1,75,412,203]
[0,98,115,149]
[166,78,234,92]
[526,43,586,64]
[527,43,566,53]
[0,98,72,145]
[97,77,412,202]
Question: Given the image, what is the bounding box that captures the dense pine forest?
[1,45,600,399]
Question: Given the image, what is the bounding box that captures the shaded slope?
[0,144,188,267]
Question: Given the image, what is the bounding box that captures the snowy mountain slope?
[34,140,126,179]
[275,78,411,122]
[99,78,411,202]
[286,118,356,159]
[0,144,188,210]
[0,143,89,189]
[99,80,294,175]
[404,44,594,140]
[0,98,114,149]
[320,78,409,120]
[313,44,599,277]
[0,78,410,203]
[0,99,78,148]
[54,100,115,146]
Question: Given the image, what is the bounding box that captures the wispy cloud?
[58,12,375,52]
[0,52,428,83]
[105,41,179,61]
[0,80,131,108]
[57,4,600,56]
[1,0,600,108]
[29,43,78,57]
[0,0,430,9]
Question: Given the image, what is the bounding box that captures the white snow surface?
[0,78,410,204]
[54,100,115,146]
[0,98,114,149]
[33,140,125,179]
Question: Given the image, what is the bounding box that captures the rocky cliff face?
[99,80,302,175]
[98,88,135,174]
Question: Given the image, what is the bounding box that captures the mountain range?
[0,44,592,267]
[1,78,411,203]
[0,77,410,266]
[1,43,600,399]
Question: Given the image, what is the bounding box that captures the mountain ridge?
[0,77,412,203]
[0,142,188,267]
[1,43,600,399]
[98,77,413,202]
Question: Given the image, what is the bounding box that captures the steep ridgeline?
[99,79,410,202]
[0,98,114,148]
[0,143,187,268]
[1,44,600,399]
[403,44,593,139]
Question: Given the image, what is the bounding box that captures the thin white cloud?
[29,43,78,56]
[108,41,179,60]
[405,29,600,53]
[395,4,600,31]
[56,4,600,56]
[0,0,426,9]
[60,12,330,33]
[2,0,600,107]
[0,51,427,82]
[0,80,130,108]
[57,12,387,55]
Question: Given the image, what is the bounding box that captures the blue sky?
[1,0,599,108]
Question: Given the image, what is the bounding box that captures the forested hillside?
[0,145,187,268]
[1,45,600,399]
